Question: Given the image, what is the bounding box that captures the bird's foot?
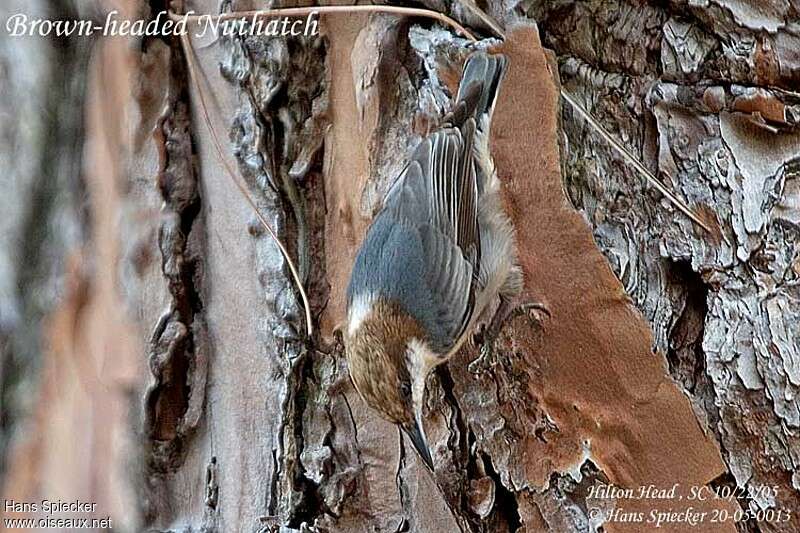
[469,298,550,374]
[510,302,551,327]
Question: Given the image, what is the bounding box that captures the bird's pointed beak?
[402,418,434,471]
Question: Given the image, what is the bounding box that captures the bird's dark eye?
[400,382,411,399]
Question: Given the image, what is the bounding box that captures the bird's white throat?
[406,338,439,414]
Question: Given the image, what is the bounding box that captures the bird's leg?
[469,297,550,373]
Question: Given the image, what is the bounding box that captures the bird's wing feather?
[346,213,473,353]
[416,223,474,351]
[371,128,480,351]
[347,51,508,355]
[384,126,480,269]
[416,126,480,269]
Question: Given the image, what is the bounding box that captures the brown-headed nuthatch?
[344,51,525,470]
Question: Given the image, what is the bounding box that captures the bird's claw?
[513,302,551,325]
[469,299,549,374]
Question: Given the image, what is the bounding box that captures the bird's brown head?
[344,297,436,469]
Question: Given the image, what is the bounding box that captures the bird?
[343,50,532,471]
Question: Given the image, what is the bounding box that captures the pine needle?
[560,89,712,233]
[455,0,505,38]
[176,29,315,338]
[442,0,711,233]
[169,4,710,343]
[179,6,476,41]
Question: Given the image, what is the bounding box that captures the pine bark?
[1,1,798,532]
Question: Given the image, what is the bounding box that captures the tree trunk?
[1,1,798,532]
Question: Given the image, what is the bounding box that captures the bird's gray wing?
[414,222,475,352]
[384,125,480,270]
[346,212,473,353]
[348,52,508,353]
[373,128,480,352]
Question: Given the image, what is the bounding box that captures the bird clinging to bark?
[344,50,537,470]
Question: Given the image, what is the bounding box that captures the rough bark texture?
[1,0,798,532]
[523,1,800,531]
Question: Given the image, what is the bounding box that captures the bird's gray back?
[347,159,475,353]
[347,51,508,354]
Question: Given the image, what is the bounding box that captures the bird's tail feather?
[453,51,507,130]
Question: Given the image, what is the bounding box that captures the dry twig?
[170,4,710,339]
[175,28,315,338]
[452,0,711,233]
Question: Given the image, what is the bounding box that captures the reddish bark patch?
[488,26,736,531]
[320,14,374,339]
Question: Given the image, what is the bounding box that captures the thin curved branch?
[176,30,315,338]
[172,6,477,42]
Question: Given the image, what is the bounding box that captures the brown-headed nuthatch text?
[344,51,530,470]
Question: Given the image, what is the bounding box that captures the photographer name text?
[3,499,111,530]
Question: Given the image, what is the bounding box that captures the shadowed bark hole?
[481,453,522,531]
[666,258,708,394]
